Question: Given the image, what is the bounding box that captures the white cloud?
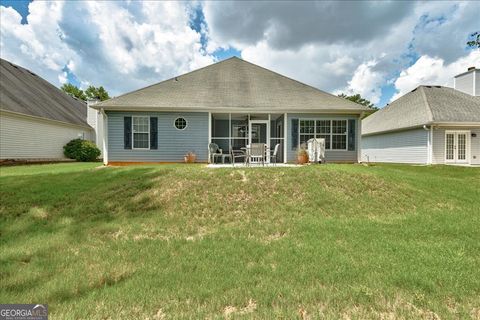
[392,50,480,100]
[0,1,214,95]
[204,1,480,106]
[335,59,384,104]
[1,0,479,103]
[58,71,68,84]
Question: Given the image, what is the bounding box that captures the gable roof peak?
[96,56,369,112]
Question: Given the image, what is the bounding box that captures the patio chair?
[249,143,266,166]
[208,143,222,164]
[230,146,247,166]
[270,143,281,166]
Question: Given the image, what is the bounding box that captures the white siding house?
[362,68,480,165]
[0,110,93,159]
[0,58,94,161]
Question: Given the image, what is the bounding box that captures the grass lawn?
[1,163,479,319]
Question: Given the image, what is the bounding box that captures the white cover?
[307,138,325,163]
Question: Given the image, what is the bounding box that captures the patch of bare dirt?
[223,299,257,318]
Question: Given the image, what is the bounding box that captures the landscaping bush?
[63,139,100,162]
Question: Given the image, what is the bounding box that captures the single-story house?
[361,67,480,165]
[92,57,370,165]
[0,58,94,162]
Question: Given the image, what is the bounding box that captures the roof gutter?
[363,121,480,136]
[432,122,480,127]
[92,106,368,114]
[362,122,434,137]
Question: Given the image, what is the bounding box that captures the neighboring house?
[0,58,94,161]
[362,67,480,165]
[92,57,370,165]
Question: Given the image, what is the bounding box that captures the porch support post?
[229,113,232,152]
[208,112,212,163]
[284,113,288,163]
[267,113,271,149]
[101,108,108,166]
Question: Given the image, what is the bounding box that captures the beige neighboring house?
[362,67,480,165]
[0,58,94,162]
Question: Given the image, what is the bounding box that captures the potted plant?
[184,151,197,163]
[297,147,309,164]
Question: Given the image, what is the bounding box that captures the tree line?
[61,83,110,102]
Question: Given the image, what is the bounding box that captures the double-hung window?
[316,120,331,150]
[298,119,348,150]
[331,120,347,150]
[132,116,150,149]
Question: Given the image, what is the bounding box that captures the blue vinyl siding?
[361,128,428,164]
[286,114,360,162]
[107,111,208,162]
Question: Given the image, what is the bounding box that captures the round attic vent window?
[174,117,187,130]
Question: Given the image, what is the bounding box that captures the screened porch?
[209,113,286,164]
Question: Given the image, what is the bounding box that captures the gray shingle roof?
[95,57,369,113]
[0,58,90,127]
[362,86,480,135]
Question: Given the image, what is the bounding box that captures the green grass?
[1,163,479,319]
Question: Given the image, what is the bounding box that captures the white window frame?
[331,120,348,151]
[298,119,348,151]
[444,130,470,164]
[132,116,150,150]
[174,117,188,130]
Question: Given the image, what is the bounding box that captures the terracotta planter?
[297,153,309,164]
[184,154,196,163]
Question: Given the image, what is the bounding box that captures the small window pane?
[317,134,331,149]
[175,117,187,130]
[300,134,314,145]
[300,120,314,134]
[316,120,331,134]
[133,133,149,148]
[332,135,347,150]
[332,120,347,134]
[133,116,149,133]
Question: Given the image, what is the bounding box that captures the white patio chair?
[270,143,281,166]
[249,143,266,166]
[208,143,222,164]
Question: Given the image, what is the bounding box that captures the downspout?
[283,113,288,163]
[423,124,433,165]
[358,112,364,163]
[100,108,108,166]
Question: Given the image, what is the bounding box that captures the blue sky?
[0,0,29,23]
[1,1,478,106]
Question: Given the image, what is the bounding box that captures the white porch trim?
[101,108,108,165]
[284,113,288,163]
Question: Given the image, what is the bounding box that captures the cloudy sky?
[1,1,479,107]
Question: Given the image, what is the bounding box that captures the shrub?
[63,139,101,162]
